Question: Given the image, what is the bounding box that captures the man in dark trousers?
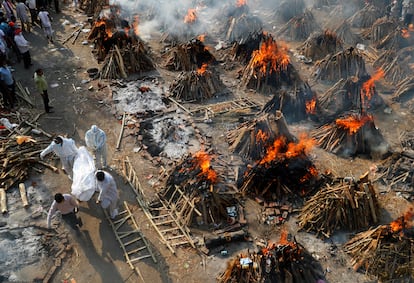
[47,193,83,230]
[34,68,53,113]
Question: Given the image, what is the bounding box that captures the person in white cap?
[95,170,118,219]
[40,136,79,179]
[85,125,107,168]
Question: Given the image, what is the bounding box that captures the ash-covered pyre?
[299,30,343,61]
[349,4,382,28]
[344,207,414,282]
[217,230,326,283]
[274,0,306,23]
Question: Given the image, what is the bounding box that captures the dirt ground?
[1,1,414,283]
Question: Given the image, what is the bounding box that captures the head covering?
[14,28,21,35]
[8,21,14,27]
[91,125,98,132]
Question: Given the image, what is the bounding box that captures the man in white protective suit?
[95,170,119,219]
[40,136,79,180]
[85,125,107,169]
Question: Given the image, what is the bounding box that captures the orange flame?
[184,8,197,23]
[305,97,317,114]
[197,34,206,42]
[335,114,373,135]
[300,166,318,183]
[401,28,410,39]
[251,38,290,75]
[390,207,414,233]
[95,18,113,38]
[193,150,217,183]
[197,63,208,75]
[236,0,247,7]
[132,15,139,36]
[361,68,384,106]
[256,129,269,143]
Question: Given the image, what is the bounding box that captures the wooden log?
[363,183,377,224]
[0,188,7,214]
[19,183,29,208]
[116,113,126,150]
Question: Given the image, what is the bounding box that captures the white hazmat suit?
[40,136,78,179]
[85,125,107,168]
[96,170,119,219]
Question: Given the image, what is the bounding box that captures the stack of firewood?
[300,30,343,60]
[277,10,320,41]
[371,18,398,46]
[349,5,382,28]
[313,48,368,81]
[343,209,414,281]
[298,174,379,238]
[334,20,362,46]
[229,31,265,64]
[373,47,414,85]
[225,14,263,43]
[274,0,305,23]
[393,77,414,102]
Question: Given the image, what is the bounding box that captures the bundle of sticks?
[373,47,414,85]
[334,20,362,46]
[277,10,320,41]
[313,48,368,81]
[300,29,343,61]
[343,209,414,281]
[225,14,263,43]
[392,76,414,102]
[349,4,382,28]
[298,175,379,238]
[168,66,227,102]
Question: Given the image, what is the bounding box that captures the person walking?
[85,125,107,168]
[95,170,119,219]
[26,0,38,26]
[33,68,53,113]
[15,0,31,32]
[0,58,15,108]
[46,193,82,230]
[13,28,32,68]
[37,6,53,43]
[2,0,15,22]
[40,136,79,179]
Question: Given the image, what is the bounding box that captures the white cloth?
[85,125,107,168]
[26,0,36,9]
[15,2,29,23]
[71,146,96,201]
[97,171,118,218]
[40,136,79,176]
[38,11,51,28]
[14,33,30,53]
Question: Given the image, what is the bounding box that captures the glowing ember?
[197,63,208,75]
[184,8,197,23]
[251,37,290,75]
[193,150,217,183]
[197,34,206,42]
[361,68,384,108]
[335,114,373,135]
[401,28,410,39]
[305,97,317,114]
[255,129,268,143]
[236,0,247,7]
[300,166,318,183]
[389,207,414,233]
[95,18,113,38]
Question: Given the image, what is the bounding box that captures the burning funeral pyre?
[240,34,299,94]
[229,31,266,64]
[162,38,216,71]
[158,150,241,228]
[299,30,343,61]
[168,63,228,102]
[217,230,326,283]
[298,173,379,238]
[343,207,414,282]
[277,10,320,41]
[259,82,318,123]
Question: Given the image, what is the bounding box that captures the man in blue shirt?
[0,57,15,108]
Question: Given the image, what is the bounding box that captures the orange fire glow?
[193,150,217,183]
[197,34,206,42]
[389,207,414,233]
[335,114,373,135]
[184,8,197,23]
[401,28,410,39]
[197,63,208,75]
[300,166,318,183]
[95,18,113,38]
[305,97,317,115]
[256,129,268,143]
[251,38,290,75]
[132,15,139,36]
[361,68,384,106]
[236,0,247,7]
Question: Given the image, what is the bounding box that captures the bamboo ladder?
[103,201,157,281]
[121,157,196,254]
[189,97,263,116]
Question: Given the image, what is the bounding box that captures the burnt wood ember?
[349,4,382,28]
[225,14,263,43]
[298,177,379,238]
[227,111,296,162]
[274,0,306,23]
[311,111,389,159]
[334,20,362,46]
[374,47,414,85]
[299,30,343,61]
[343,209,414,282]
[277,10,320,41]
[217,235,326,283]
[229,31,266,64]
[162,38,216,71]
[260,82,317,123]
[168,65,228,102]
[313,48,368,82]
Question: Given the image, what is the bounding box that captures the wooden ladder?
[190,97,263,116]
[104,201,157,281]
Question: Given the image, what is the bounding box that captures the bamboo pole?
[0,188,7,214]
[116,113,126,150]
[19,183,29,208]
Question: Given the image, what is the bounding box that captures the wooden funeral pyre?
[370,18,398,47]
[334,20,362,46]
[313,48,368,82]
[299,30,343,61]
[240,35,300,94]
[227,111,296,162]
[373,25,413,50]
[168,63,227,102]
[344,208,414,282]
[317,70,385,121]
[217,231,326,283]
[274,0,305,23]
[237,118,318,201]
[159,150,241,227]
[298,174,379,238]
[277,10,320,41]
[229,31,266,64]
[373,46,414,86]
[349,4,382,28]
[162,38,216,71]
[260,82,318,123]
[80,0,108,17]
[312,112,389,158]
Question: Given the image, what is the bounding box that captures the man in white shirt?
[37,6,53,43]
[13,28,32,68]
[47,193,82,230]
[96,170,119,219]
[85,125,107,168]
